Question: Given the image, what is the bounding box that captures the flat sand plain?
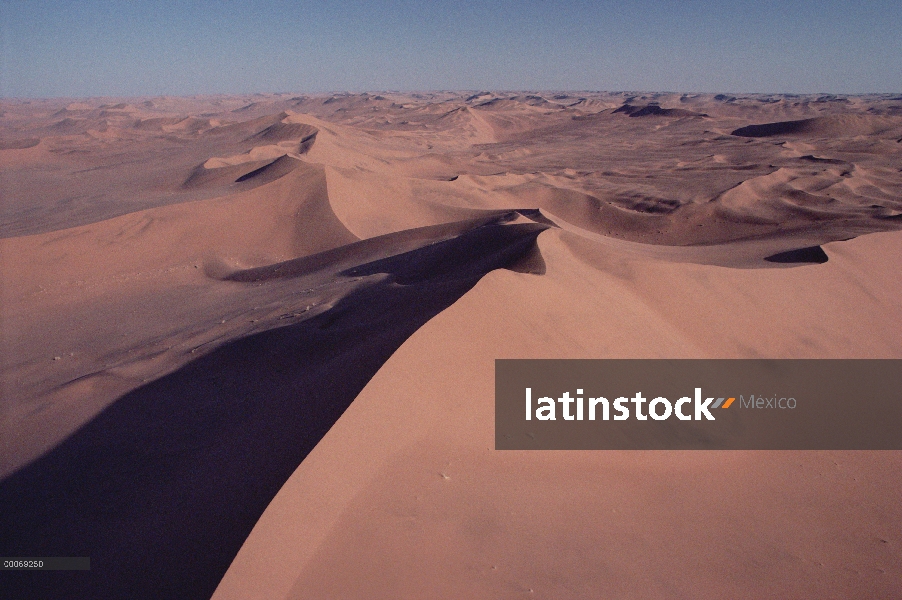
[1,91,901,599]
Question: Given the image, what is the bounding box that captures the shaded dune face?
[731,114,902,138]
[0,218,547,600]
[612,102,708,118]
[731,118,818,137]
[182,154,304,190]
[1,92,902,600]
[764,245,829,264]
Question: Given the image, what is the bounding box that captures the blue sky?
[1,0,899,97]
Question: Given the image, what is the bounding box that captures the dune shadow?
[0,222,546,600]
[233,154,297,183]
[731,119,813,137]
[0,137,41,150]
[612,103,707,118]
[763,245,829,264]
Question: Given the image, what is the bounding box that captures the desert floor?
[2,91,901,599]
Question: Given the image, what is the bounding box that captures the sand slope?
[216,227,902,600]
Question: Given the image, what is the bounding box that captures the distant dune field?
[1,91,901,599]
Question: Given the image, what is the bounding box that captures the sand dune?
[0,137,41,150]
[1,92,901,599]
[612,102,708,118]
[216,227,902,600]
[0,215,546,600]
[184,154,301,189]
[732,114,902,138]
[244,121,318,149]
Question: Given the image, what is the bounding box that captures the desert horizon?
[1,88,901,598]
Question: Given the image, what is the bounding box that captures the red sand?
[1,92,900,599]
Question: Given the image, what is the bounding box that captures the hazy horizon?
[2,0,900,99]
[4,89,902,102]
